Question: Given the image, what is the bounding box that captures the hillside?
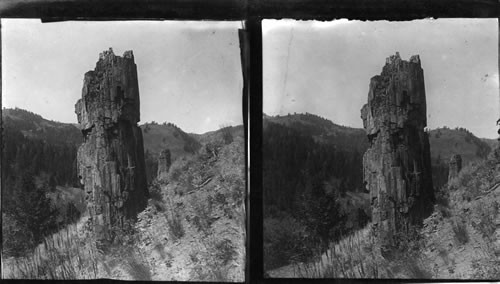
[428,127,492,189]
[262,112,495,273]
[136,125,246,281]
[428,127,492,165]
[263,113,369,271]
[264,114,493,165]
[2,108,245,279]
[2,123,246,281]
[1,108,81,191]
[482,138,498,152]
[140,122,201,161]
[2,108,81,146]
[264,112,369,153]
[192,125,244,146]
[269,143,500,279]
[1,108,235,187]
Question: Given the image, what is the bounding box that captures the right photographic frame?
[262,18,499,279]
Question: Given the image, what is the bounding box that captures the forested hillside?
[429,127,492,189]
[2,108,82,256]
[263,113,370,270]
[263,113,494,272]
[140,122,201,184]
[2,108,81,187]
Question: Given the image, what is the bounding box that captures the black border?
[0,0,498,20]
[1,0,499,284]
[248,18,263,284]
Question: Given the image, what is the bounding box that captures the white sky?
[263,19,499,139]
[2,19,243,134]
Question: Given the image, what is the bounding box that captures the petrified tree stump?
[361,52,434,245]
[75,48,148,239]
[448,154,462,181]
[157,149,171,181]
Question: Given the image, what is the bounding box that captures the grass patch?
[294,226,384,278]
[3,220,100,279]
[294,224,433,279]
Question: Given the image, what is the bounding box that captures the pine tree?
[10,172,59,246]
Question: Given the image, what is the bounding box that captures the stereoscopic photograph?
[1,19,246,281]
[263,18,499,279]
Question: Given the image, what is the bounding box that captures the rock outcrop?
[448,154,462,181]
[75,48,148,239]
[157,149,171,181]
[361,52,434,245]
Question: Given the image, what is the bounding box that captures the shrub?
[435,186,449,207]
[214,192,227,206]
[438,247,449,265]
[219,124,233,145]
[166,211,185,241]
[7,173,59,251]
[264,215,315,271]
[472,201,498,242]
[2,213,33,257]
[148,185,165,212]
[189,251,199,263]
[204,141,222,160]
[472,259,500,279]
[153,243,166,259]
[437,204,451,218]
[452,218,469,245]
[214,239,237,265]
[125,256,151,280]
[405,257,433,279]
[168,157,190,182]
[190,195,215,234]
[191,263,230,282]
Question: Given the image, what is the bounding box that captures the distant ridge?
[2,108,81,146]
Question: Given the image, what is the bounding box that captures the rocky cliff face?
[361,52,434,245]
[448,154,462,181]
[157,149,171,181]
[75,48,148,239]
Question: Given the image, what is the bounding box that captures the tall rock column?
[361,52,434,245]
[75,48,148,239]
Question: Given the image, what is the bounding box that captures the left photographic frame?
[1,19,247,281]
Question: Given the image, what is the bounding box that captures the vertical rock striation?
[75,48,148,239]
[361,52,434,244]
[157,149,171,181]
[448,154,462,181]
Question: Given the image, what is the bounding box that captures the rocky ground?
[420,147,500,279]
[134,131,246,281]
